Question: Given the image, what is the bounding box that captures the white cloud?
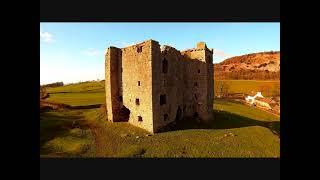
[213,49,233,63]
[214,49,231,58]
[83,48,101,56]
[40,31,54,43]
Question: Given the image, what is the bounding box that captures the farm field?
[46,81,105,106]
[46,92,105,106]
[41,80,280,158]
[215,80,280,97]
[46,80,280,106]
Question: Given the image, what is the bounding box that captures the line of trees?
[214,81,231,98]
[214,70,280,80]
[41,82,64,88]
[214,82,280,99]
[259,84,280,97]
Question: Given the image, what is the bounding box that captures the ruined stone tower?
[105,39,214,133]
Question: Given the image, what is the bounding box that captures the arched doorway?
[175,106,182,122]
[117,105,130,122]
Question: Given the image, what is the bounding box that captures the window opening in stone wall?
[136,98,140,105]
[137,46,143,53]
[160,94,166,105]
[198,69,200,73]
[138,116,143,122]
[194,82,198,87]
[164,114,168,121]
[162,58,168,73]
[138,81,141,86]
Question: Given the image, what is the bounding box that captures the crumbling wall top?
[119,39,159,50]
[197,42,207,49]
[105,46,121,55]
[180,42,213,53]
[161,45,179,52]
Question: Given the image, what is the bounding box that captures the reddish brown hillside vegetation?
[214,51,280,80]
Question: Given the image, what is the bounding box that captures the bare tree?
[271,84,280,97]
[215,81,230,98]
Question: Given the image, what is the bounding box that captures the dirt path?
[89,124,107,157]
[41,103,118,157]
[86,116,119,157]
[88,122,112,157]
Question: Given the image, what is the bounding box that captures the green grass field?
[46,81,105,94]
[46,81,105,106]
[41,80,280,158]
[46,80,280,106]
[47,92,105,106]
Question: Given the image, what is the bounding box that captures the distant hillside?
[214,51,280,80]
[41,82,64,88]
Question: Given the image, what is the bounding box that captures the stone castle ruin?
[105,39,214,133]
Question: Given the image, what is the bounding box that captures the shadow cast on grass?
[211,110,279,136]
[70,104,101,109]
[159,110,280,137]
[214,98,247,106]
[40,112,91,154]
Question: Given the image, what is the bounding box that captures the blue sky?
[40,23,280,84]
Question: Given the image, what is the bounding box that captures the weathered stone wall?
[180,42,214,122]
[205,49,214,121]
[105,40,214,133]
[181,57,205,118]
[152,45,185,132]
[121,40,155,133]
[105,47,121,122]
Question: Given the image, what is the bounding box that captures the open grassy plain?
[40,80,280,158]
